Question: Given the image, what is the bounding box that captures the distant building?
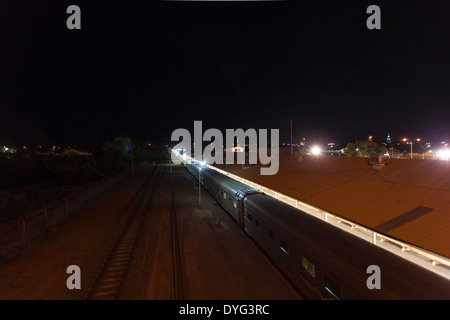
[226,146,245,153]
[223,146,246,165]
[383,133,394,147]
[387,147,400,158]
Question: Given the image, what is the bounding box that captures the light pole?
[198,167,201,207]
[403,138,420,159]
[403,138,412,159]
[290,120,293,155]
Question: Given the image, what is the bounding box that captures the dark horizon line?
[1,132,448,148]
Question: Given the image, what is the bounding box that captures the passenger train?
[184,161,450,299]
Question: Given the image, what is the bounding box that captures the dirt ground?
[0,165,301,300]
[0,172,144,299]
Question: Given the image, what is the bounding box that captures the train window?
[247,213,254,222]
[233,202,237,208]
[254,219,260,229]
[301,256,315,278]
[268,229,275,241]
[280,240,289,254]
[324,276,342,300]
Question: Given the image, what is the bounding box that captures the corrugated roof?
[214,154,450,258]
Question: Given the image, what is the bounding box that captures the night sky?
[1,1,449,146]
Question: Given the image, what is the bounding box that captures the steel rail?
[87,165,163,299]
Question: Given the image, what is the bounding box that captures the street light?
[311,146,321,156]
[402,138,421,159]
[437,149,450,160]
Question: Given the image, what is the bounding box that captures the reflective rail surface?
[172,151,450,280]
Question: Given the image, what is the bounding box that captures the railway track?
[87,163,185,300]
[87,165,163,300]
[170,165,183,299]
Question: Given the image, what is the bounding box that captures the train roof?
[188,163,259,199]
[203,169,259,198]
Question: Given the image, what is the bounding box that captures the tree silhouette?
[344,140,388,157]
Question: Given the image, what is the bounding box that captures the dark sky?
[1,0,449,146]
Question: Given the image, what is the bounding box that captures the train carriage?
[184,162,450,299]
[186,162,260,222]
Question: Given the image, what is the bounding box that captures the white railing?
[172,152,450,279]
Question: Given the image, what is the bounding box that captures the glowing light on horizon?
[437,149,450,160]
[311,146,321,155]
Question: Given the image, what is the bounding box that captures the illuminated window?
[301,256,315,278]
